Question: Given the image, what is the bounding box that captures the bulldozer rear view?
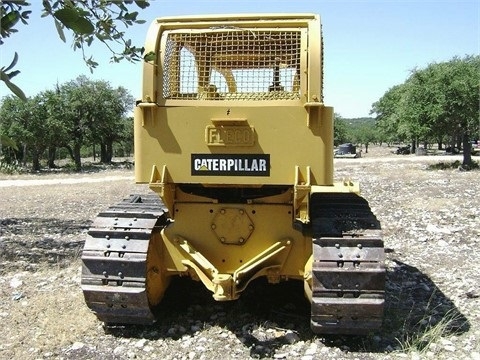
[81,13,385,335]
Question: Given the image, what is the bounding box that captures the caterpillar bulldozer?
[81,13,385,335]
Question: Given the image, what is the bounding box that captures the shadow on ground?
[102,254,470,358]
[0,216,470,356]
[2,160,134,176]
[0,217,88,272]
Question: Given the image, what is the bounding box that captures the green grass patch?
[0,160,23,174]
[396,307,466,355]
[427,160,479,170]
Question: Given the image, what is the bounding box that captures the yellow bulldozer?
[81,13,385,334]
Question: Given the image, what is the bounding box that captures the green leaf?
[116,3,129,12]
[0,135,19,151]
[71,17,94,35]
[54,18,66,42]
[21,11,32,19]
[54,8,94,35]
[125,11,139,21]
[0,69,27,101]
[54,8,79,25]
[1,11,20,31]
[4,52,19,72]
[42,0,52,12]
[7,70,21,79]
[95,32,111,41]
[134,0,150,9]
[143,51,156,62]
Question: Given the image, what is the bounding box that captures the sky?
[1,0,479,118]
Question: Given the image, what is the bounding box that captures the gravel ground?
[0,147,479,360]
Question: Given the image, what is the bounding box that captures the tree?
[348,120,378,153]
[371,56,480,166]
[0,94,51,170]
[436,56,480,166]
[86,83,134,163]
[0,76,134,170]
[55,76,134,170]
[333,113,349,146]
[371,84,408,145]
[1,0,150,100]
[42,88,73,168]
[402,57,480,165]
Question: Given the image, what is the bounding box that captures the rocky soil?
[0,147,479,360]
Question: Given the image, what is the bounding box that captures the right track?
[309,193,385,335]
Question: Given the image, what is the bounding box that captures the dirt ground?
[0,146,479,359]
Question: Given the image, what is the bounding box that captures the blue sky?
[1,0,478,118]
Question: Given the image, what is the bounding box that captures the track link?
[309,193,385,335]
[81,194,168,324]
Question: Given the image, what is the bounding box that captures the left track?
[81,194,168,324]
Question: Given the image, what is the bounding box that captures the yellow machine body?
[82,13,384,335]
[134,13,347,300]
[135,14,333,186]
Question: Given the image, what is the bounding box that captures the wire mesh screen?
[163,29,302,100]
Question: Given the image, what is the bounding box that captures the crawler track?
[309,193,385,334]
[81,194,168,324]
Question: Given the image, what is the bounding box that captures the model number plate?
[206,125,255,146]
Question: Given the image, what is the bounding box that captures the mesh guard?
[162,29,302,101]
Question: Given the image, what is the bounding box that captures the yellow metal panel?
[162,203,310,278]
[135,104,333,186]
[135,13,332,188]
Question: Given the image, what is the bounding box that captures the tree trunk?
[438,139,443,150]
[32,150,41,171]
[74,142,82,171]
[411,139,416,154]
[365,143,369,153]
[48,146,57,168]
[22,144,27,167]
[456,135,462,150]
[106,141,113,163]
[64,145,75,162]
[100,143,108,163]
[100,141,113,163]
[462,132,472,167]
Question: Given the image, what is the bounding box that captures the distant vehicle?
[395,146,411,155]
[471,140,480,155]
[444,146,460,155]
[334,143,359,158]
